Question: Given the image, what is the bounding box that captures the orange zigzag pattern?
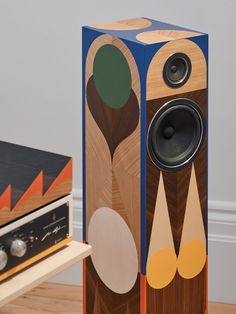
[0,159,72,212]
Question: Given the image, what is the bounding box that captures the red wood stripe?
[140,274,147,314]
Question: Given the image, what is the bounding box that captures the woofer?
[163,53,191,88]
[147,98,204,171]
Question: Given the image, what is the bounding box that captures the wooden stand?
[0,241,91,307]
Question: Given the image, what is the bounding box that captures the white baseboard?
[50,189,236,304]
[208,201,236,304]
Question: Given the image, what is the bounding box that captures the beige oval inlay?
[91,18,152,31]
[136,30,201,44]
[88,207,138,294]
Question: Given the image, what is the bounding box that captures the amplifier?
[0,195,72,281]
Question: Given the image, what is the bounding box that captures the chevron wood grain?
[85,106,112,236]
[146,89,207,314]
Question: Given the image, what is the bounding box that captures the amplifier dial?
[0,250,8,270]
[10,239,27,258]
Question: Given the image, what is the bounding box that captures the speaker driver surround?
[163,53,192,88]
[147,98,204,171]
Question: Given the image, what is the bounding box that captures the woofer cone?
[163,53,192,88]
[147,98,204,171]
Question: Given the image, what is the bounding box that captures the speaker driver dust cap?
[147,98,204,171]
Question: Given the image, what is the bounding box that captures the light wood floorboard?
[0,283,235,313]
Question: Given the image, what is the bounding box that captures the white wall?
[0,0,235,202]
[0,0,235,304]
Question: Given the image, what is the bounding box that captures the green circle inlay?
[93,44,132,109]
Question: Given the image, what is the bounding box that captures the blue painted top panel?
[84,17,206,45]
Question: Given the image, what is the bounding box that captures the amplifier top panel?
[0,141,72,226]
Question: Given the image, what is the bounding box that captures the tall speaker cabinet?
[83,17,208,314]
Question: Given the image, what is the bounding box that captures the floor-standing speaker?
[83,17,208,314]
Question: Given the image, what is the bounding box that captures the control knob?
[10,239,27,258]
[0,250,8,270]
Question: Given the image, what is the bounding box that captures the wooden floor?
[0,283,235,313]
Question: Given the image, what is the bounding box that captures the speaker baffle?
[147,99,204,171]
[163,53,192,88]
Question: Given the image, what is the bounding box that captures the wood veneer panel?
[146,154,160,257]
[91,18,152,31]
[147,173,178,289]
[0,179,72,226]
[146,89,207,242]
[136,30,201,44]
[85,107,112,236]
[146,89,207,313]
[0,241,91,307]
[178,165,206,280]
[86,77,139,159]
[147,266,206,314]
[146,39,207,100]
[86,257,140,314]
[85,34,141,313]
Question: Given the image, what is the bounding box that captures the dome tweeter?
[163,53,192,88]
[147,98,204,171]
